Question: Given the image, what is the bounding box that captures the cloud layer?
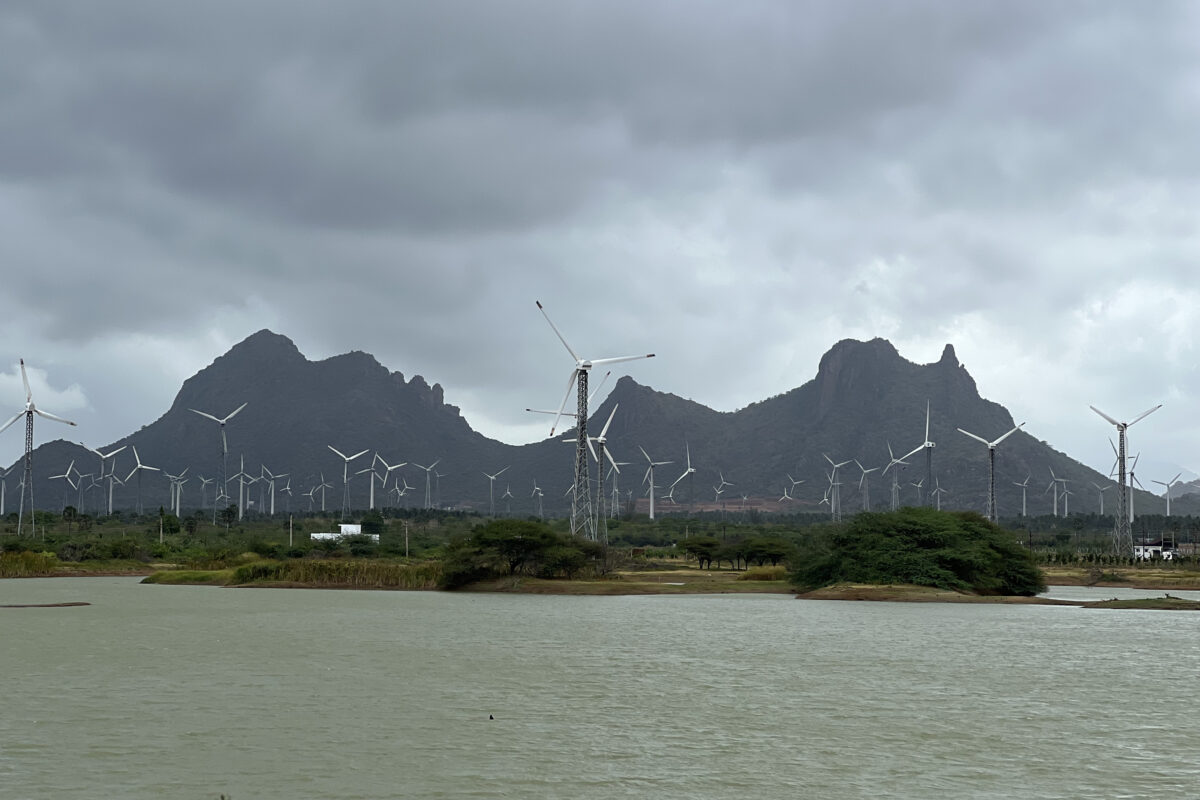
[2,2,1198,485]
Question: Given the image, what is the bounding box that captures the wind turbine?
[483,465,510,516]
[1091,403,1161,556]
[586,404,621,541]
[328,445,369,521]
[1013,476,1030,517]
[124,446,160,516]
[49,460,76,512]
[1044,468,1060,518]
[536,299,654,540]
[531,479,545,519]
[823,454,851,522]
[1127,452,1144,524]
[413,460,441,509]
[638,446,671,521]
[899,401,936,507]
[189,402,247,515]
[82,444,126,517]
[198,476,213,510]
[1151,473,1182,517]
[1,359,77,537]
[372,454,407,509]
[668,442,698,510]
[956,422,1024,522]
[1090,481,1111,516]
[931,478,949,511]
[882,442,911,511]
[853,460,879,512]
[317,473,334,513]
[502,484,514,516]
[0,466,12,516]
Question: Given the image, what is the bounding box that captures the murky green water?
[2,577,1198,799]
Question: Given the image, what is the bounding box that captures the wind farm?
[0,330,1195,562]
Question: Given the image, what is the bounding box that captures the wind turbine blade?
[548,369,578,437]
[992,422,1025,446]
[34,408,76,426]
[586,354,656,368]
[605,448,620,473]
[190,408,221,423]
[924,400,931,441]
[586,438,598,463]
[103,445,127,459]
[126,467,138,482]
[20,359,31,402]
[0,412,23,434]
[1128,404,1162,427]
[956,428,989,446]
[536,300,581,362]
[328,445,348,460]
[599,404,618,439]
[639,446,651,463]
[496,465,510,477]
[349,449,369,461]
[586,371,611,405]
[901,444,924,461]
[224,402,248,422]
[1090,406,1120,426]
[1170,472,1182,484]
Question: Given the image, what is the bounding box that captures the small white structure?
[310,523,377,542]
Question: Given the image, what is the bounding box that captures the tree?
[683,536,720,569]
[791,508,1045,595]
[361,510,385,536]
[218,504,238,529]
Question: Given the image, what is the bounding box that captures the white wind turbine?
[303,485,317,512]
[931,478,948,511]
[1090,481,1110,516]
[1091,403,1161,556]
[1013,476,1030,517]
[823,454,851,522]
[261,465,287,516]
[899,400,936,507]
[956,422,1024,523]
[668,442,699,510]
[853,460,879,512]
[586,404,621,540]
[1,359,77,537]
[372,454,407,509]
[638,446,672,521]
[1044,468,1060,518]
[882,442,911,511]
[85,444,126,517]
[125,446,160,516]
[49,460,76,512]
[198,476,213,510]
[189,402,247,514]
[531,479,545,519]
[483,465,510,516]
[1152,473,1182,517]
[228,455,251,519]
[502,484,514,516]
[1127,452,1144,524]
[536,300,654,540]
[0,465,13,516]
[608,460,630,519]
[413,460,441,509]
[328,445,369,521]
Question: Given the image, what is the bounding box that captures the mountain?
[5,331,1185,520]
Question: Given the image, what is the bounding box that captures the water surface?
[2,578,1196,799]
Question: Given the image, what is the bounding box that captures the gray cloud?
[2,1,1199,484]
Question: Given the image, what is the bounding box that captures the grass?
[737,565,788,581]
[1041,564,1200,589]
[142,569,234,585]
[0,551,62,578]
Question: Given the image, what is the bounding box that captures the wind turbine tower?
[1091,403,1160,556]
[638,446,671,521]
[413,460,440,509]
[956,422,1024,522]
[537,300,654,540]
[0,359,77,537]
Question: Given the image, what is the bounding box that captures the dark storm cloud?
[1,1,1199,479]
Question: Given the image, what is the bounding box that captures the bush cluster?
[438,519,602,589]
[791,507,1046,596]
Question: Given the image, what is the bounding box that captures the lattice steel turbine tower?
[956,422,1023,522]
[0,359,77,537]
[537,301,654,540]
[1090,403,1160,556]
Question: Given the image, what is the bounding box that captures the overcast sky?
[2,1,1198,487]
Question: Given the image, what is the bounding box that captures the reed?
[230,559,442,589]
[736,565,788,581]
[0,551,61,578]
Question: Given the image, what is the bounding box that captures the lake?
[2,577,1197,799]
